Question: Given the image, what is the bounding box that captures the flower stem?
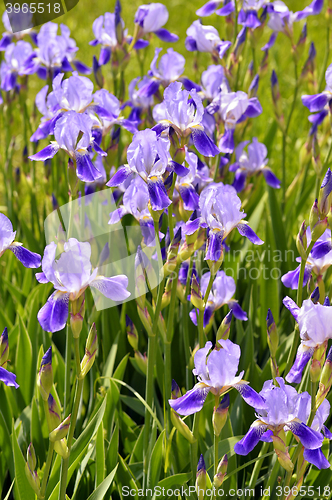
[248,441,269,495]
[40,441,54,499]
[198,273,215,348]
[63,324,72,416]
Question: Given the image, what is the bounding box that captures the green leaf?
[3,479,15,500]
[12,422,36,500]
[147,430,164,491]
[71,445,95,500]
[16,315,33,406]
[157,472,192,488]
[95,420,105,488]
[86,465,118,500]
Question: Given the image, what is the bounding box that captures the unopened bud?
[161,278,172,310]
[81,323,98,378]
[49,414,71,442]
[25,463,41,496]
[190,275,204,311]
[311,218,328,242]
[93,56,104,88]
[212,394,229,436]
[27,443,37,471]
[134,351,147,375]
[213,455,228,488]
[70,298,85,339]
[126,315,138,351]
[171,410,196,443]
[310,286,320,304]
[318,168,332,216]
[296,221,307,260]
[216,311,232,341]
[137,305,153,336]
[196,455,207,500]
[115,0,123,44]
[0,327,9,369]
[163,228,182,277]
[272,429,294,472]
[171,379,181,399]
[47,394,61,432]
[316,346,332,407]
[54,438,69,459]
[266,309,278,358]
[37,347,53,401]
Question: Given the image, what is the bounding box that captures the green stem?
[183,257,194,390]
[248,441,269,496]
[63,324,72,416]
[307,380,318,427]
[262,457,279,500]
[40,441,54,498]
[191,412,200,490]
[282,470,293,500]
[143,220,165,488]
[198,273,215,348]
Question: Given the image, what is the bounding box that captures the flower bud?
[194,228,206,252]
[310,286,320,304]
[318,168,332,216]
[37,347,53,401]
[309,200,319,231]
[311,218,328,243]
[295,23,307,62]
[80,323,97,378]
[310,358,321,383]
[171,410,196,444]
[126,315,139,351]
[266,309,278,358]
[93,56,104,88]
[248,74,259,98]
[25,463,41,496]
[190,275,204,311]
[316,346,332,407]
[161,278,172,310]
[134,351,147,375]
[328,207,332,232]
[196,454,207,500]
[54,438,69,459]
[115,0,123,44]
[216,311,233,342]
[70,298,85,339]
[137,305,153,336]
[163,228,182,277]
[27,443,37,471]
[171,379,181,399]
[0,327,9,369]
[47,394,61,432]
[213,455,228,489]
[272,429,294,472]
[296,221,307,261]
[49,414,71,442]
[212,394,229,436]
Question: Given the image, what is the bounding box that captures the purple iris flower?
[90,12,125,66]
[199,65,229,102]
[184,183,263,261]
[175,148,212,211]
[31,72,115,142]
[238,0,267,30]
[234,378,327,468]
[0,11,36,50]
[267,1,323,37]
[0,327,18,388]
[123,76,155,123]
[36,238,131,332]
[107,128,179,211]
[230,138,280,192]
[134,3,178,43]
[302,63,332,114]
[208,90,262,153]
[108,175,161,247]
[189,271,247,328]
[0,366,19,388]
[0,41,33,91]
[138,48,185,98]
[29,111,106,183]
[283,297,332,384]
[301,398,332,469]
[23,22,90,80]
[153,81,220,157]
[196,0,235,17]
[185,21,232,60]
[282,228,332,290]
[0,213,41,268]
[92,88,138,136]
[169,340,265,415]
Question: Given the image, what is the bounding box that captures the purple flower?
[238,0,267,30]
[283,297,332,383]
[234,378,326,468]
[208,90,262,153]
[267,0,323,35]
[199,64,229,101]
[302,63,332,113]
[282,228,332,290]
[90,12,123,65]
[153,82,220,157]
[0,11,35,50]
[29,111,106,183]
[92,89,138,135]
[108,175,160,246]
[0,41,33,91]
[0,213,41,268]
[23,23,89,80]
[190,271,247,327]
[107,129,175,210]
[175,149,212,211]
[185,20,231,59]
[0,326,18,388]
[196,0,235,17]
[0,366,19,388]
[303,399,332,469]
[184,183,263,261]
[36,238,131,332]
[168,340,265,415]
[134,3,178,43]
[230,138,280,192]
